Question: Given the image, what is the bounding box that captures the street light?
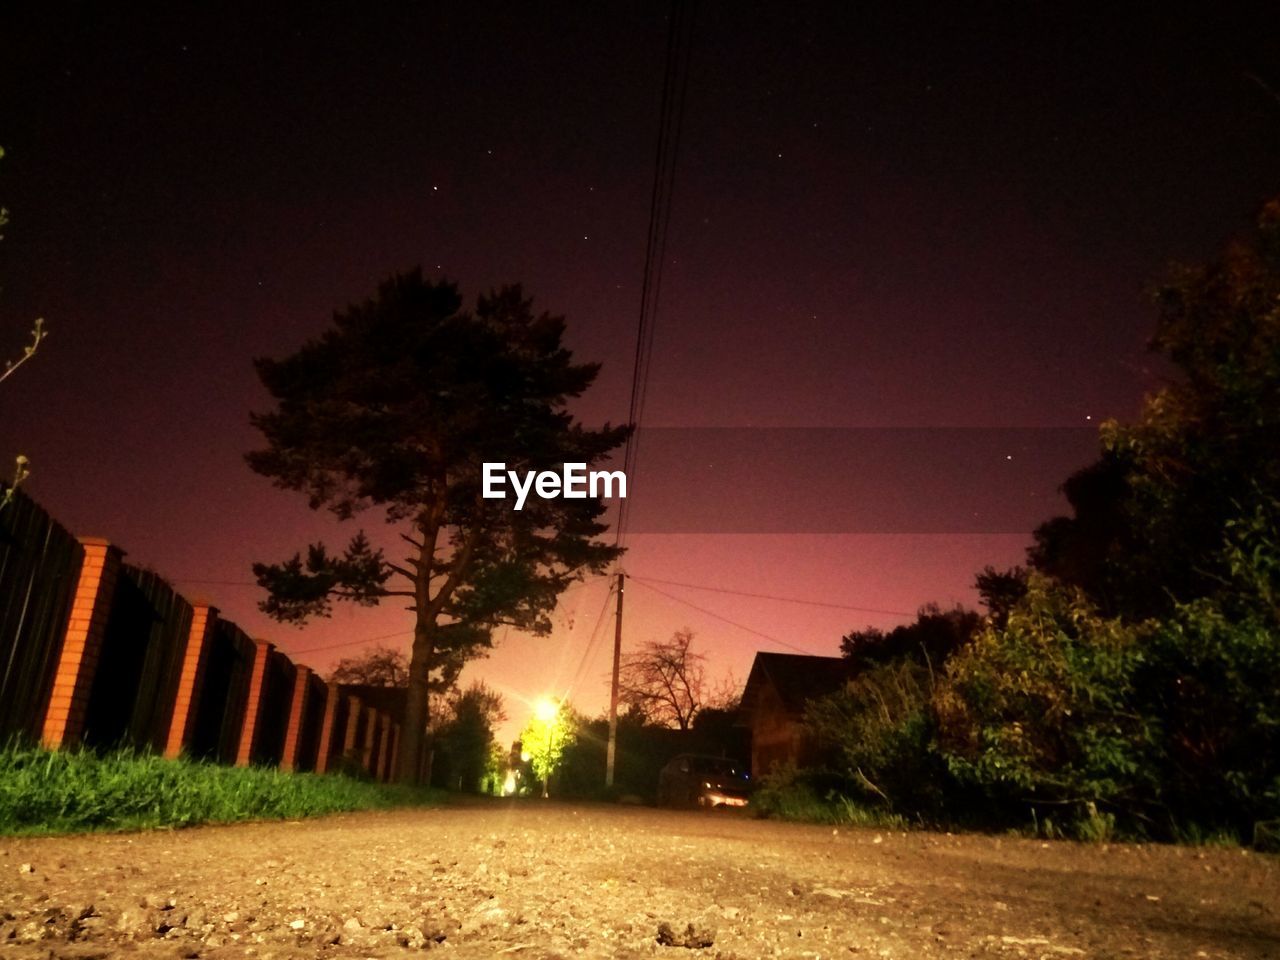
[534,697,559,798]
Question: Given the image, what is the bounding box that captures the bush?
[751,763,906,829]
[933,574,1160,832]
[1137,600,1280,835]
[804,659,954,820]
[933,559,1280,840]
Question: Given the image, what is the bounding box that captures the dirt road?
[2,800,1277,959]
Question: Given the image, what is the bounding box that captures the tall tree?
[1030,197,1280,619]
[247,271,627,781]
[618,628,713,731]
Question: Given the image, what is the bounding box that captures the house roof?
[739,652,853,718]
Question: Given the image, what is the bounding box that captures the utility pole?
[605,570,625,788]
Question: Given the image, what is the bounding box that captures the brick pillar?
[235,639,274,767]
[361,705,379,773]
[342,694,363,761]
[314,682,340,774]
[163,604,218,759]
[280,665,312,771]
[42,539,123,749]
[375,714,393,782]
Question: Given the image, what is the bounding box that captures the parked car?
[656,753,752,809]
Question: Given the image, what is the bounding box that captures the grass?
[0,744,444,836]
[751,777,908,830]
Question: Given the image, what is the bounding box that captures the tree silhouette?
[433,682,506,793]
[326,644,410,688]
[0,146,47,511]
[1029,197,1280,619]
[839,604,980,668]
[618,628,713,731]
[974,565,1028,627]
[247,271,627,781]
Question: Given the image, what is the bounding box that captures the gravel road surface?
[2,799,1277,959]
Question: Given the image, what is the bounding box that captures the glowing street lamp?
[521,695,573,799]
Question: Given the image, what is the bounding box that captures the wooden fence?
[0,490,404,780]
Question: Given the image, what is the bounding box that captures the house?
[739,652,853,778]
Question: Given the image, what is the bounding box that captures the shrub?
[1137,599,1280,835]
[751,763,906,829]
[804,659,953,820]
[933,574,1160,832]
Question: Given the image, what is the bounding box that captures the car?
[656,753,752,809]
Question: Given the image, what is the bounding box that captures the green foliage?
[934,553,1280,838]
[805,659,952,819]
[807,604,979,821]
[951,201,1280,838]
[934,574,1158,821]
[757,199,1280,844]
[1135,596,1280,833]
[0,744,443,836]
[432,682,505,793]
[519,700,576,796]
[750,764,907,829]
[1032,199,1280,619]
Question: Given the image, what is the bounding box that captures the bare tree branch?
[617,628,709,731]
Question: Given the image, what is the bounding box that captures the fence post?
[342,694,363,767]
[163,603,218,759]
[361,704,378,774]
[41,538,123,749]
[280,665,312,771]
[314,682,339,774]
[235,639,274,767]
[376,714,393,782]
[388,722,401,783]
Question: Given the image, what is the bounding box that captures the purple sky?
[1,4,1277,740]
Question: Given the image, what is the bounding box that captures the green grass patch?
[751,774,908,830]
[0,744,444,836]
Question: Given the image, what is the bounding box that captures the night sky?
[2,4,1278,738]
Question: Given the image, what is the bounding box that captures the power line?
[170,578,258,587]
[168,572,607,594]
[565,578,617,698]
[607,1,696,789]
[615,0,696,548]
[630,577,825,656]
[277,575,609,659]
[627,574,914,618]
[284,629,414,657]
